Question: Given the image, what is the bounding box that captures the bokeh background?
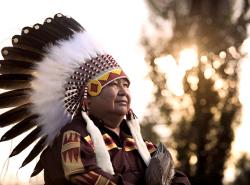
[0,0,250,185]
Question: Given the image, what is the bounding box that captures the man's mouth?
[115,100,128,105]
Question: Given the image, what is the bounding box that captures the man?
[0,13,190,185]
[42,78,154,184]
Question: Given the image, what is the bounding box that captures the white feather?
[30,31,106,145]
[127,118,151,166]
[81,111,114,175]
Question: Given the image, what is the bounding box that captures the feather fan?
[0,13,96,177]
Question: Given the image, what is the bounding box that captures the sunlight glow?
[154,55,184,96]
[219,51,227,59]
[214,79,224,90]
[154,54,176,74]
[224,165,235,184]
[204,68,214,79]
[200,55,208,63]
[189,155,198,165]
[153,124,171,142]
[232,37,250,154]
[155,47,198,96]
[212,60,221,69]
[179,47,198,70]
[228,46,240,59]
[187,75,199,91]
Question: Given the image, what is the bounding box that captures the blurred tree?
[141,0,250,184]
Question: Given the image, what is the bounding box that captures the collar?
[88,114,132,147]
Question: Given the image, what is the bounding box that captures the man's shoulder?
[60,112,88,136]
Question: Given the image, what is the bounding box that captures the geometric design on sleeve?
[61,130,84,179]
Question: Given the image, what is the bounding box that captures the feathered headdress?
[0,13,151,177]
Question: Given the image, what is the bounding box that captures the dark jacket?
[40,112,190,185]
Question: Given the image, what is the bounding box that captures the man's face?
[87,78,131,123]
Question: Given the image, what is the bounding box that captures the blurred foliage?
[141,0,250,184]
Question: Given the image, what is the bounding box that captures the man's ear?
[87,96,94,107]
[86,98,91,107]
[82,97,91,111]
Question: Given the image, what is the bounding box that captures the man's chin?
[113,109,128,117]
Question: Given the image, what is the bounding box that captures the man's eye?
[109,81,118,86]
[123,83,129,88]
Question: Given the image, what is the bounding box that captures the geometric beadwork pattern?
[87,68,127,96]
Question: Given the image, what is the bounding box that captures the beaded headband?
[64,54,128,115]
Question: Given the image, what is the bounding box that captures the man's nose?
[118,85,127,95]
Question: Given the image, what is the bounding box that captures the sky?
[0,0,250,184]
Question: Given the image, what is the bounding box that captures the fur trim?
[30,31,105,145]
[81,111,115,174]
[127,118,151,166]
